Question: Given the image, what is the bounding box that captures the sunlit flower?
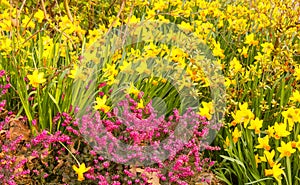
[34,9,45,23]
[273,122,290,139]
[212,42,225,59]
[232,102,254,128]
[94,95,110,113]
[266,125,275,138]
[261,42,274,55]
[68,64,78,79]
[72,163,91,181]
[125,82,140,96]
[137,99,144,109]
[255,135,271,151]
[260,150,275,167]
[248,118,263,134]
[277,141,296,158]
[229,57,243,74]
[244,33,259,46]
[294,66,300,81]
[255,154,261,167]
[264,163,284,182]
[27,70,46,88]
[232,127,242,144]
[290,90,300,102]
[281,108,297,131]
[198,101,214,120]
[224,136,230,148]
[238,46,249,58]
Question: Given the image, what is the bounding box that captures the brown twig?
[40,0,77,48]
[64,0,83,41]
[106,0,126,34]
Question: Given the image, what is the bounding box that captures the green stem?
[59,141,80,166]
[286,156,292,185]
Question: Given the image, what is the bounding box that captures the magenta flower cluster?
[76,92,220,184]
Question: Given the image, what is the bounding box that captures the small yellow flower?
[277,141,296,158]
[244,33,259,46]
[294,66,300,81]
[68,64,78,79]
[260,150,275,167]
[238,46,249,58]
[273,122,290,139]
[232,127,242,144]
[266,125,275,138]
[27,70,46,88]
[125,83,140,96]
[94,95,110,113]
[255,135,271,151]
[34,9,45,23]
[248,117,263,134]
[232,102,254,128]
[290,90,300,103]
[255,154,261,167]
[72,163,91,181]
[264,163,284,182]
[281,108,297,131]
[224,136,230,148]
[198,101,214,120]
[137,99,144,109]
[261,42,274,55]
[212,42,225,59]
[229,57,243,74]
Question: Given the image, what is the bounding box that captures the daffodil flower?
[27,70,46,88]
[94,95,110,113]
[72,163,91,181]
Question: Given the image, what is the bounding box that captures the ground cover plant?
[0,0,299,184]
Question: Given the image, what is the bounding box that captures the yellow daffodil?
[264,163,284,182]
[266,125,275,138]
[212,42,225,59]
[119,60,132,73]
[248,117,263,134]
[21,15,35,29]
[281,108,297,131]
[255,135,271,151]
[238,46,249,58]
[137,99,144,109]
[273,122,290,139]
[72,163,91,181]
[290,90,300,103]
[103,63,118,78]
[260,150,275,167]
[229,57,243,74]
[277,141,296,158]
[198,101,214,120]
[232,127,242,144]
[34,9,45,23]
[68,64,78,79]
[27,70,46,88]
[125,83,140,96]
[232,102,254,128]
[244,33,259,46]
[261,42,274,55]
[224,136,230,148]
[136,62,150,74]
[94,95,110,113]
[255,154,261,167]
